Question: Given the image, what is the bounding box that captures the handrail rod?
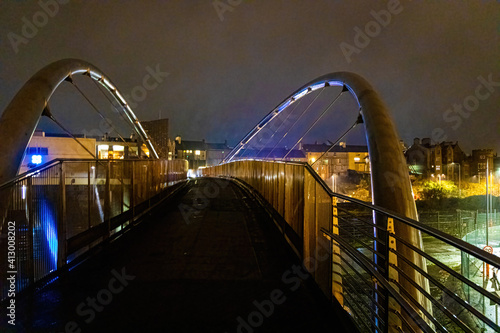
[321,227,435,332]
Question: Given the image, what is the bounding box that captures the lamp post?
[451,162,461,198]
[486,159,489,246]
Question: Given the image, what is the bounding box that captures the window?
[195,150,201,156]
[27,147,48,155]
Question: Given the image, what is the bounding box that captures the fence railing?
[0,158,187,300]
[200,160,500,333]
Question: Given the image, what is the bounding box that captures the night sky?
[0,1,499,153]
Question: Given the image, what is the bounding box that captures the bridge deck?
[2,178,356,333]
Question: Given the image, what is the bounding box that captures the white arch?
[0,58,159,185]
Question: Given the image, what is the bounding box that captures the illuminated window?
[354,157,360,162]
[27,147,48,155]
[31,155,42,165]
[113,145,124,151]
[195,150,201,156]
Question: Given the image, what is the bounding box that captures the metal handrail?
[1,158,188,301]
[0,157,174,190]
[202,159,500,332]
[0,159,62,189]
[322,228,435,333]
[303,163,500,269]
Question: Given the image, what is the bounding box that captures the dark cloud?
[0,0,498,152]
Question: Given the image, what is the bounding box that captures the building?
[206,141,231,166]
[175,136,231,169]
[440,141,466,181]
[19,131,96,174]
[95,136,141,159]
[141,118,171,158]
[471,149,496,182]
[301,142,369,180]
[19,131,162,174]
[405,138,466,180]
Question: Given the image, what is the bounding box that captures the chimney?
[413,138,420,145]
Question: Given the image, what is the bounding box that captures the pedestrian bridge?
[0,59,499,332]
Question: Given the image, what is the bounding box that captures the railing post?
[386,217,401,332]
[26,178,34,284]
[87,162,91,230]
[331,196,343,307]
[373,212,389,332]
[57,162,67,269]
[130,161,135,223]
[104,161,111,238]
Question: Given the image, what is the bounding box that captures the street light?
[451,162,461,198]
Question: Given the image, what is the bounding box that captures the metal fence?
[200,160,500,333]
[0,158,187,300]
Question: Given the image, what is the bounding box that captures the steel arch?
[225,72,432,328]
[0,58,159,185]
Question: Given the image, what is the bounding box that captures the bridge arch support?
[0,58,158,185]
[225,72,431,327]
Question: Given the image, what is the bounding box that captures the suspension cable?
[265,87,326,159]
[310,113,363,168]
[67,76,127,142]
[42,106,97,159]
[282,86,347,160]
[90,77,138,137]
[254,97,303,158]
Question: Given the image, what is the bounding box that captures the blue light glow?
[31,154,42,165]
[45,217,58,268]
[39,199,58,269]
[277,99,291,112]
[309,82,326,91]
[293,88,309,100]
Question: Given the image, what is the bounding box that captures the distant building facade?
[141,118,171,158]
[405,138,465,180]
[301,142,369,180]
[20,131,96,174]
[96,136,141,159]
[471,149,496,182]
[175,136,231,169]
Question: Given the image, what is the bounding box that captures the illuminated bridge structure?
[0,59,499,333]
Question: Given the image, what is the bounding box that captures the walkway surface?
[1,178,356,333]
